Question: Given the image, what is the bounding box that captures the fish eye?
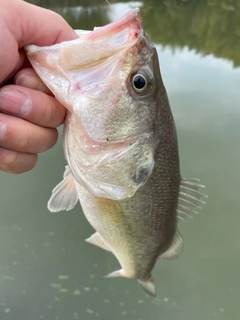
[131,69,153,95]
[132,74,147,92]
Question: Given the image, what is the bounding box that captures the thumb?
[0,0,77,84]
[6,0,77,47]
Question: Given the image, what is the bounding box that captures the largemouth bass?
[26,9,206,296]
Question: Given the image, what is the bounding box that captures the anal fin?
[159,229,183,260]
[47,165,78,212]
[85,232,111,251]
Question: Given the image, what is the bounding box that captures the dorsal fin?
[159,229,183,260]
[47,166,78,212]
[85,232,111,251]
[177,178,207,222]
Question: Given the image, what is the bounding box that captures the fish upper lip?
[85,8,142,42]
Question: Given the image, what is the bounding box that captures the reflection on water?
[0,1,239,319]
[142,0,240,67]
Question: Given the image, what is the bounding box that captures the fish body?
[26,9,205,296]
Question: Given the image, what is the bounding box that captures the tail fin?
[104,270,156,297]
[137,276,156,297]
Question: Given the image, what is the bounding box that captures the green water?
[0,0,239,319]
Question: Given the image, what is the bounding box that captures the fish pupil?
[133,75,146,90]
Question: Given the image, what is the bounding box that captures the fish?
[25,9,206,296]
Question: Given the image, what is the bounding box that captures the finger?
[0,85,66,128]
[1,49,26,86]
[0,146,38,174]
[0,1,77,84]
[0,113,58,154]
[14,68,52,95]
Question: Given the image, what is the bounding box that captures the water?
[0,0,239,319]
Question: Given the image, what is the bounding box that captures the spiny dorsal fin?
[47,166,78,212]
[159,229,183,260]
[177,177,207,222]
[85,232,111,251]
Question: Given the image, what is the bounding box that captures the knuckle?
[42,98,65,128]
[41,128,58,152]
[19,125,32,152]
[43,101,56,126]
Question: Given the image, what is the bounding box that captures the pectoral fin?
[47,166,78,212]
[159,229,183,260]
[85,232,111,251]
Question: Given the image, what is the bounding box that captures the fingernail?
[0,89,31,116]
[0,120,6,140]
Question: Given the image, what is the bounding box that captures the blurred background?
[0,0,239,319]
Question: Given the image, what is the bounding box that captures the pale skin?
[0,0,77,173]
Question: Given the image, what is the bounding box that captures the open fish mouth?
[25,9,143,77]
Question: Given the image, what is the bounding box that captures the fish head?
[26,9,165,200]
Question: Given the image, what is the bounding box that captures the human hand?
[0,0,77,173]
